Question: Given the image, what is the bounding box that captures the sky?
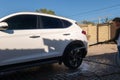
[0,0,120,22]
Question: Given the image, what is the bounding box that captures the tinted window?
[41,16,63,29]
[62,20,72,28]
[4,15,37,30]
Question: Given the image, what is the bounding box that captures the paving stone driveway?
[1,44,120,80]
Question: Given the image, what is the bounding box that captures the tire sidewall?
[63,44,83,69]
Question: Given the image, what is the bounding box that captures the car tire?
[63,44,83,69]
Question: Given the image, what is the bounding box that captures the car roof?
[0,12,76,23]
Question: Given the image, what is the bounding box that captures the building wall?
[87,25,97,44]
[81,24,114,44]
[98,25,110,42]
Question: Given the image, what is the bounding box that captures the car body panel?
[0,12,88,67]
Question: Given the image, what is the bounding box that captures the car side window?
[41,16,63,29]
[3,15,37,30]
[61,20,72,28]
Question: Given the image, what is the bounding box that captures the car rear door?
[38,16,71,57]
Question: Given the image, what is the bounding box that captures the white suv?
[0,12,87,72]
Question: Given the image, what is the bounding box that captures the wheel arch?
[63,40,87,58]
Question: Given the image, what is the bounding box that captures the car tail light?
[82,30,86,35]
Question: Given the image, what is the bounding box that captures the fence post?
[97,24,99,43]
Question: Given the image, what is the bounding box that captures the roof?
[0,12,76,23]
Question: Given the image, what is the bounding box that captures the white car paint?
[0,12,88,66]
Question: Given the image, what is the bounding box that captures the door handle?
[63,33,70,36]
[29,36,40,38]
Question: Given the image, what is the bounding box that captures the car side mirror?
[0,22,8,30]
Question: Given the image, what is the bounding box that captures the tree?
[103,17,110,23]
[36,8,56,15]
[81,20,95,25]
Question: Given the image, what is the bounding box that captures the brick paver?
[0,44,120,80]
